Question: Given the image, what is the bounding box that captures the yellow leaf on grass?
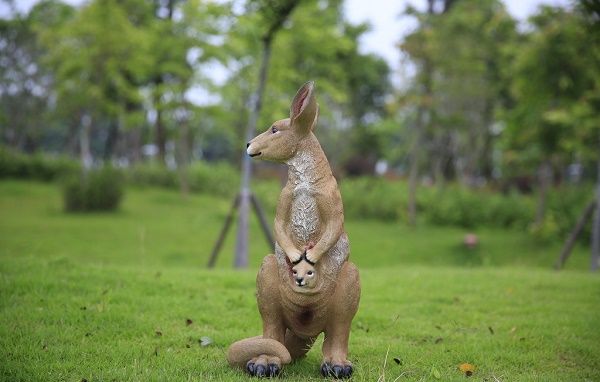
[459,363,475,376]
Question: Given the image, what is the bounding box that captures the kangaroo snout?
[295,277,304,286]
[246,141,261,158]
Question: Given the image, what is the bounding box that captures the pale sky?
[3,0,571,71]
[343,0,571,80]
[1,0,571,101]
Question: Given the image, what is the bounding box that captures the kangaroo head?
[291,260,317,288]
[246,81,319,162]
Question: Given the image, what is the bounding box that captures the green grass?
[1,180,599,381]
[0,180,591,270]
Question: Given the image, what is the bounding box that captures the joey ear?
[290,81,318,134]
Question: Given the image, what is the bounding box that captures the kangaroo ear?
[290,81,318,133]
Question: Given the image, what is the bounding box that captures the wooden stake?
[555,199,596,270]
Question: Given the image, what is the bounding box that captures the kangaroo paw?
[246,355,281,378]
[320,361,353,379]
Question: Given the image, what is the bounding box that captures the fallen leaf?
[435,337,443,344]
[509,327,517,334]
[431,366,441,379]
[393,357,402,365]
[155,330,162,337]
[199,336,212,346]
[459,363,475,377]
[186,318,193,326]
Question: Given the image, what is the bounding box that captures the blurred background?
[0,0,599,271]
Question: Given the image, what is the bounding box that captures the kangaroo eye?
[307,271,313,276]
[271,126,278,134]
[292,270,297,275]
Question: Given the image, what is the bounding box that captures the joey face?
[291,261,317,289]
[246,81,319,162]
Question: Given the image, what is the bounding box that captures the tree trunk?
[80,114,93,170]
[103,119,119,161]
[591,138,600,271]
[407,0,435,226]
[407,114,422,227]
[234,34,273,268]
[177,119,190,198]
[233,0,301,268]
[155,106,166,165]
[555,199,596,270]
[130,127,143,164]
[535,159,552,227]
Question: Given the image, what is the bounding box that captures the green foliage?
[340,177,536,229]
[422,187,535,229]
[127,161,238,197]
[502,6,597,169]
[62,167,124,212]
[340,177,593,243]
[0,147,79,181]
[341,177,406,221]
[127,163,179,188]
[187,162,238,197]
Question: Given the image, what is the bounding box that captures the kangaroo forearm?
[274,220,298,256]
[308,223,342,262]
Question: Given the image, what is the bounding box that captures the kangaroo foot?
[320,360,353,379]
[246,355,281,378]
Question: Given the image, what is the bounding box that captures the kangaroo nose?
[246,142,250,148]
[295,277,303,284]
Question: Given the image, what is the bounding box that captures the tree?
[503,6,594,227]
[0,0,74,152]
[400,0,457,225]
[41,0,149,166]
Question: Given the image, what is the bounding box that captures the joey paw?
[287,250,303,264]
[320,362,353,379]
[305,250,318,264]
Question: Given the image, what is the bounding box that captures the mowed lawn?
[1,180,599,381]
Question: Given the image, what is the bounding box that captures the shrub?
[127,163,178,189]
[0,147,79,181]
[127,161,238,198]
[341,177,406,221]
[188,161,238,197]
[62,167,124,212]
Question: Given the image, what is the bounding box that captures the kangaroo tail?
[227,336,292,368]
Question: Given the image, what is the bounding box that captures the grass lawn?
[1,180,599,381]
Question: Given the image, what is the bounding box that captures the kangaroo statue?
[227,81,360,379]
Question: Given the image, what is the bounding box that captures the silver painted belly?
[290,191,319,244]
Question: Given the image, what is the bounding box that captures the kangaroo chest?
[287,151,320,246]
[290,189,319,244]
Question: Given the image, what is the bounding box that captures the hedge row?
[0,147,80,181]
[0,148,592,241]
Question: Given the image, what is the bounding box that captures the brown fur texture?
[228,81,360,379]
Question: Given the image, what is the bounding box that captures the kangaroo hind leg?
[285,329,316,360]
